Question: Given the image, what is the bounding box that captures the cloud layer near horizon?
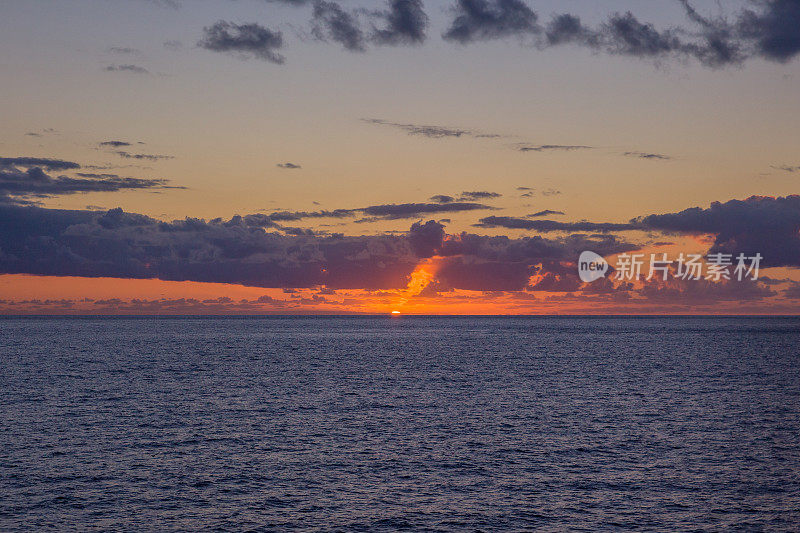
[0,204,635,291]
[2,194,799,297]
[1,150,798,301]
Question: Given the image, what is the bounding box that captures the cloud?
[430,194,455,204]
[108,47,140,55]
[783,282,800,299]
[638,277,775,303]
[408,219,444,257]
[267,0,429,50]
[478,195,800,270]
[772,164,800,173]
[439,1,800,68]
[9,196,794,303]
[527,271,582,292]
[635,195,800,267]
[76,173,120,179]
[0,158,175,205]
[434,231,636,291]
[443,0,540,44]
[675,0,743,66]
[623,151,671,160]
[459,191,501,200]
[544,13,596,46]
[99,141,132,148]
[0,204,640,293]
[566,1,800,67]
[103,64,150,74]
[528,210,564,217]
[24,128,57,138]
[253,200,495,225]
[0,157,80,171]
[516,144,592,152]
[0,155,184,204]
[360,201,494,219]
[141,0,181,7]
[113,151,174,161]
[537,9,729,66]
[364,118,468,137]
[0,206,405,288]
[602,12,685,59]
[372,0,428,46]
[312,1,366,52]
[736,0,800,63]
[362,118,502,139]
[194,0,799,68]
[199,21,285,64]
[277,162,302,169]
[476,216,637,233]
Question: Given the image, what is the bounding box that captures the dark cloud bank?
[2,195,798,297]
[480,195,800,268]
[0,205,634,291]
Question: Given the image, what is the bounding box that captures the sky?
[1,0,800,314]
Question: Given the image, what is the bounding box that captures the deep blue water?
[1,316,799,531]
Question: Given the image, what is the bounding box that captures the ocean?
[1,316,799,531]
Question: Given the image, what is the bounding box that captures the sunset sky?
[2,0,800,314]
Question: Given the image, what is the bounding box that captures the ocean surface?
[1,316,799,531]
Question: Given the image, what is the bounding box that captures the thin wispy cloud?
[108,47,140,55]
[459,191,502,200]
[113,151,174,161]
[362,118,504,139]
[516,144,592,152]
[623,151,672,160]
[772,164,800,173]
[25,128,57,138]
[99,141,132,148]
[527,210,565,217]
[264,200,497,223]
[430,195,455,204]
[103,64,150,74]
[477,216,635,232]
[0,155,178,204]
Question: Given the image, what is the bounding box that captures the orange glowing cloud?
[391,257,441,310]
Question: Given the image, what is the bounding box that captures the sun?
[391,310,401,315]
